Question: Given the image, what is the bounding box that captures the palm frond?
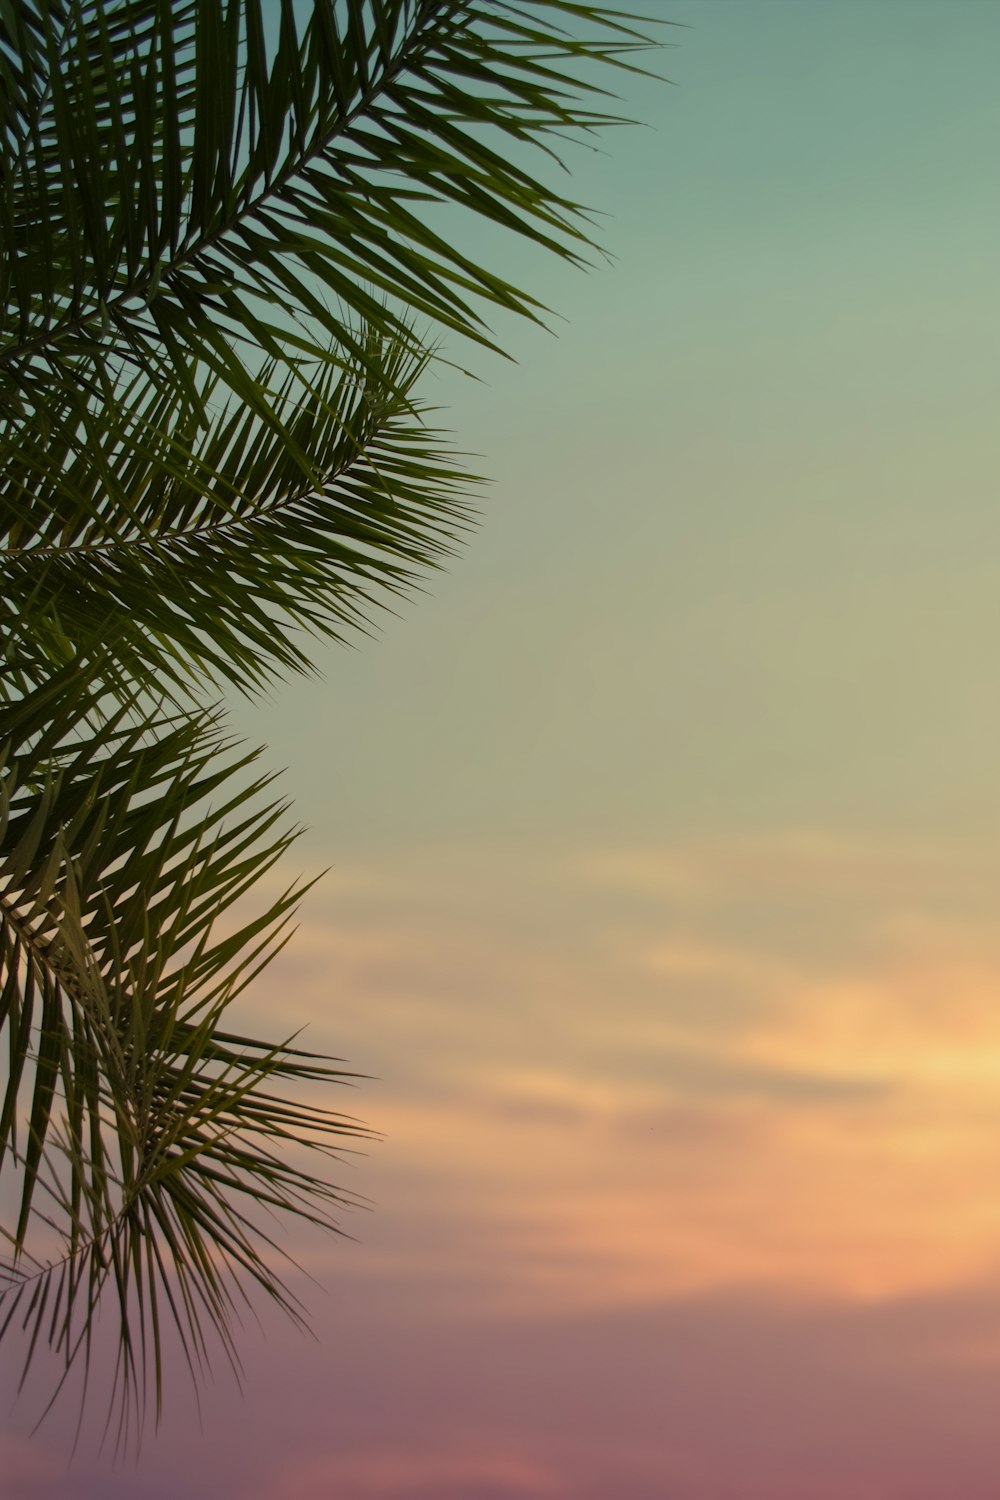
[0,667,367,1442]
[0,1,659,424]
[1,330,476,699]
[0,0,661,1437]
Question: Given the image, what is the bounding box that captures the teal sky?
[232,0,1000,853]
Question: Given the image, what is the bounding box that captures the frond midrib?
[0,415,387,562]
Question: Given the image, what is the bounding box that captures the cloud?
[222,833,1000,1316]
[576,833,1000,904]
[258,1448,567,1500]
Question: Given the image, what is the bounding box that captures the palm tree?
[0,0,654,1441]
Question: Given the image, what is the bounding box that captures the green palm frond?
[1,1,656,425]
[0,668,367,1440]
[1,331,475,699]
[0,0,659,1436]
[2,0,658,703]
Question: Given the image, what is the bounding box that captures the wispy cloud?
[257,1447,567,1500]
[224,835,1000,1313]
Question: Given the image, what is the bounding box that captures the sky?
[6,1,1000,1496]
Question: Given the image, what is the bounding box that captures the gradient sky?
[6,2,1000,1496]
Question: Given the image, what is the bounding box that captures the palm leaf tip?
[0,0,660,419]
[0,674,369,1441]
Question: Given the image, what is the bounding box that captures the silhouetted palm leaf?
[0,0,657,1434]
[1,667,368,1440]
[1,1,652,424]
[2,332,475,698]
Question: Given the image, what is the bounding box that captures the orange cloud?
[258,1447,566,1500]
[232,835,1000,1319]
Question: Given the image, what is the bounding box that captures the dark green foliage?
[0,0,656,1437]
